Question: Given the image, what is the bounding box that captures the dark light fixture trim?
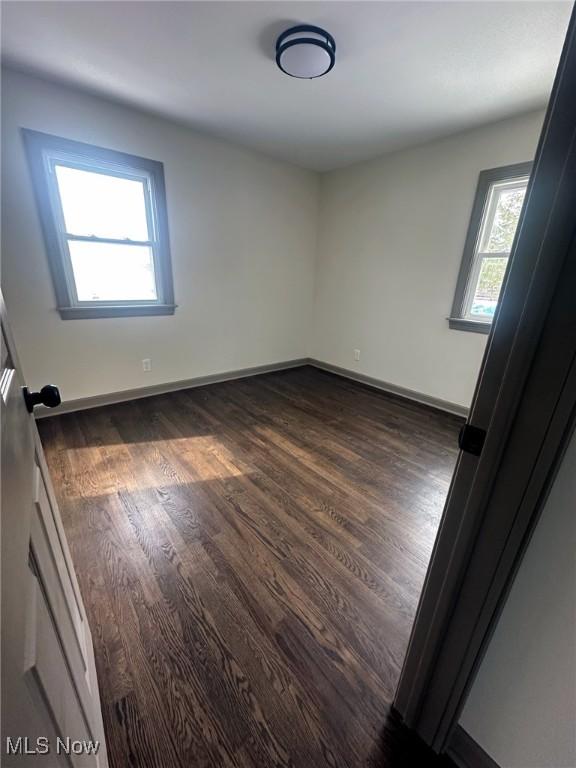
[276,25,336,79]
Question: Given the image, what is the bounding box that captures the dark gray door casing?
[394,6,576,752]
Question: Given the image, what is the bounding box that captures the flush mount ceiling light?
[276,25,336,79]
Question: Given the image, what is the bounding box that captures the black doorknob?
[23,385,61,413]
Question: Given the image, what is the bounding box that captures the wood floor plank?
[38,366,461,768]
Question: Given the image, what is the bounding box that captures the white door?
[1,295,108,767]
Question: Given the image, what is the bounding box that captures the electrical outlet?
[354,349,361,362]
[142,358,152,372]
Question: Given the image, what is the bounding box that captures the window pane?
[470,257,507,319]
[68,241,157,302]
[481,181,527,253]
[55,165,149,241]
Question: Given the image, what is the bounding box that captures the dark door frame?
[394,6,576,752]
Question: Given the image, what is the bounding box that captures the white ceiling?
[1,1,572,171]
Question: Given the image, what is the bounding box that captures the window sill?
[58,304,177,320]
[448,317,491,334]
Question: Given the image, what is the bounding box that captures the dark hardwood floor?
[38,366,461,768]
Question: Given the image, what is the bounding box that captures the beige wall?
[1,69,318,402]
[460,429,576,768]
[4,66,573,768]
[312,111,545,409]
[1,70,546,411]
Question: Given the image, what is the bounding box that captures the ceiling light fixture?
[276,25,336,79]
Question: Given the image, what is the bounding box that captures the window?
[449,162,531,333]
[23,130,175,319]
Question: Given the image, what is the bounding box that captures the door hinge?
[458,423,487,456]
